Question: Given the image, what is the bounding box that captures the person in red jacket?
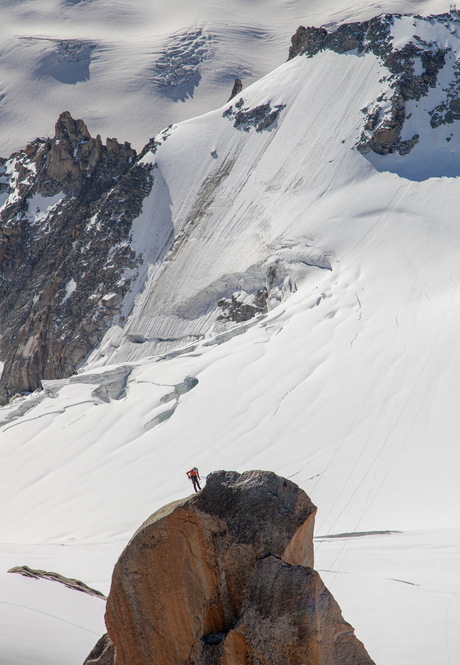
[186,467,201,492]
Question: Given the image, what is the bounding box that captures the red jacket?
[187,468,200,478]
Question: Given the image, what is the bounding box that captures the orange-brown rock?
[220,555,373,665]
[36,111,136,194]
[105,470,317,665]
[99,470,375,665]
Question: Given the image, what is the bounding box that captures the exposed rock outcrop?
[218,288,268,323]
[288,14,456,156]
[227,78,243,102]
[83,634,116,665]
[219,555,373,665]
[90,470,374,665]
[223,100,286,131]
[0,112,155,403]
[33,111,136,195]
[8,565,106,598]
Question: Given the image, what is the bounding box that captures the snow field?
[0,542,116,665]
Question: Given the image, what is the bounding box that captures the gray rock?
[8,565,106,599]
[218,288,268,323]
[288,15,450,157]
[83,634,115,665]
[101,293,123,308]
[0,114,154,404]
[223,101,286,132]
[227,78,243,102]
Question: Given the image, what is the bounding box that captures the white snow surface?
[0,0,452,156]
[2,3,460,665]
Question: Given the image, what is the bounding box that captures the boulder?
[98,470,375,665]
[105,470,316,665]
[101,293,123,308]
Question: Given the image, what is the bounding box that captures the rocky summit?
[86,470,374,665]
[0,112,154,403]
[289,13,460,156]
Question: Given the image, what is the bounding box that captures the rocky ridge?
[0,112,154,403]
[84,635,116,665]
[289,12,460,155]
[87,470,375,665]
[8,565,106,599]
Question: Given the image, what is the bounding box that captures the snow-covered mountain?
[1,2,460,665]
[0,0,445,156]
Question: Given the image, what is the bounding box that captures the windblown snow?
[1,2,460,665]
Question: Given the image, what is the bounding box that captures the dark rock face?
[288,14,455,156]
[83,634,116,665]
[227,77,243,102]
[8,565,106,598]
[0,112,154,403]
[358,41,445,155]
[218,288,268,323]
[92,470,375,665]
[287,16,394,60]
[288,26,328,60]
[429,58,460,127]
[223,99,286,132]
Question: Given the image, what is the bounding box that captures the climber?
[186,467,201,492]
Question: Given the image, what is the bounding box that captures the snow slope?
[0,0,450,156]
[2,4,460,665]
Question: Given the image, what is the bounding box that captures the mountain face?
[0,112,153,402]
[94,471,374,665]
[2,12,460,401]
[289,13,454,156]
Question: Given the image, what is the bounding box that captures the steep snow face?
[0,0,450,156]
[94,50,380,365]
[94,11,460,364]
[96,52,349,361]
